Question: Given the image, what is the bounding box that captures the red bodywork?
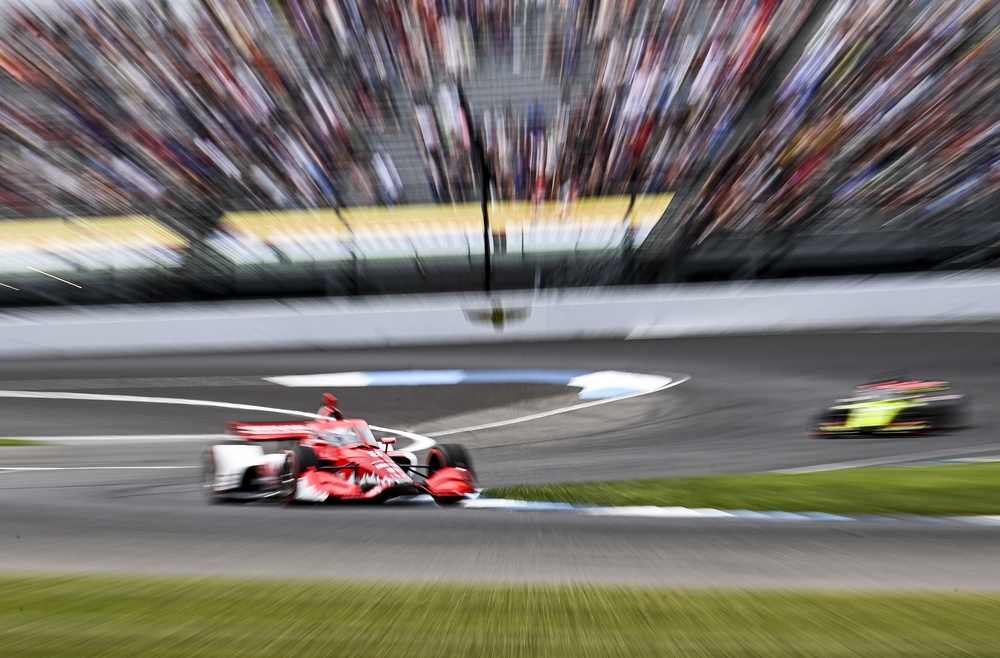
[225,396,476,503]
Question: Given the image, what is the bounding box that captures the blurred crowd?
[688,0,1000,241]
[414,84,478,204]
[0,0,996,245]
[0,0,407,219]
[482,0,809,203]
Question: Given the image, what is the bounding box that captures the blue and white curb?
[265,370,674,400]
[888,457,1000,468]
[444,497,1000,526]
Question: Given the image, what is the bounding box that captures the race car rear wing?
[860,370,948,392]
[226,421,316,441]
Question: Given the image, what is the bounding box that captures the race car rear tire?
[278,449,298,504]
[809,415,836,438]
[201,446,223,504]
[203,441,258,503]
[204,440,269,503]
[427,444,474,477]
[293,445,320,474]
[810,408,849,438]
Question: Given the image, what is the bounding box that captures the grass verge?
[484,462,1000,516]
[1,574,999,657]
[0,439,44,446]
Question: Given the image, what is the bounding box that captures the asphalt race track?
[2,332,1000,589]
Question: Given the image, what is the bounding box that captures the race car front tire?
[927,398,970,431]
[427,444,474,477]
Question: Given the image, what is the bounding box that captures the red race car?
[202,394,477,505]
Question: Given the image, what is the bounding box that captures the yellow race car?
[811,376,968,437]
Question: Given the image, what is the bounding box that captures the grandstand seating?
[0,216,183,274]
[203,194,671,266]
[0,0,996,300]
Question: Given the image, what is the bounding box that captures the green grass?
[0,439,44,446]
[484,462,1000,516]
[1,574,999,657]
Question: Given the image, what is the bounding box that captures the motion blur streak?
[0,1,993,303]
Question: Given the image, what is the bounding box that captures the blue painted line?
[760,511,809,521]
[365,370,466,386]
[527,502,577,511]
[798,512,853,522]
[362,369,584,387]
[728,510,772,520]
[270,369,677,399]
[459,370,587,385]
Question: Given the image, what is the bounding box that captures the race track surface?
[2,332,1000,589]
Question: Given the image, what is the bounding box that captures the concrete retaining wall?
[2,273,1000,358]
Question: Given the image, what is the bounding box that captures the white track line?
[0,391,433,453]
[7,434,227,443]
[425,374,690,437]
[0,390,326,418]
[0,466,197,472]
[773,443,1000,474]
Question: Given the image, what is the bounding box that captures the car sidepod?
[845,400,910,432]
